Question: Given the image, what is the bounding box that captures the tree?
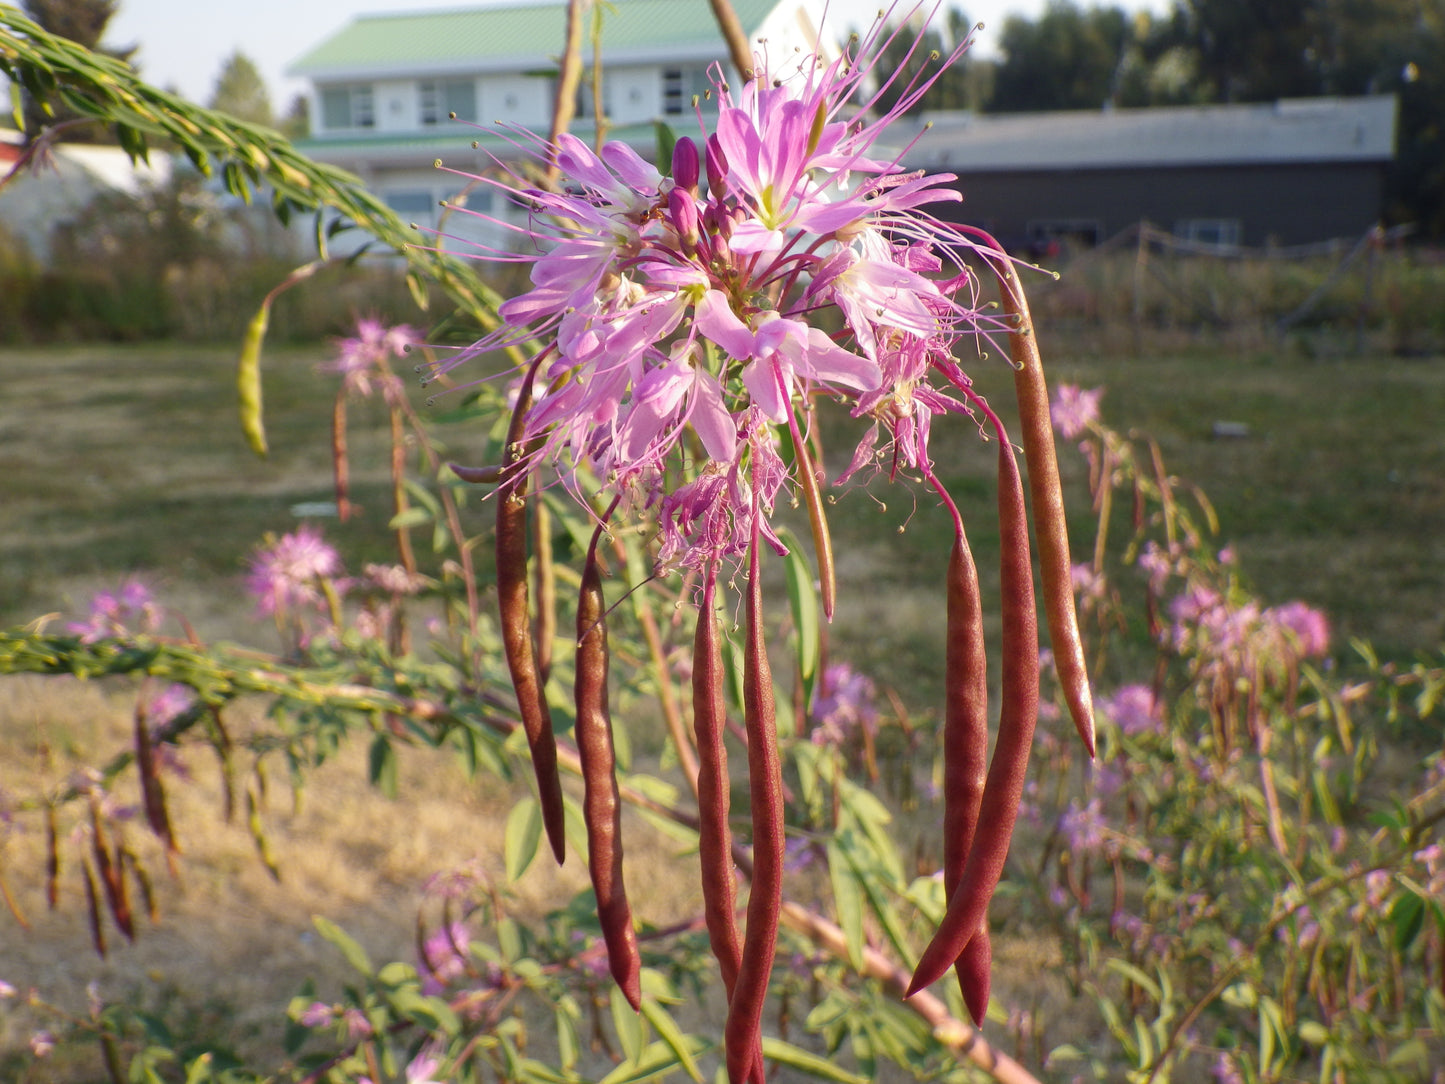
[989,2,1135,112]
[208,50,273,127]
[867,6,993,116]
[20,0,135,142]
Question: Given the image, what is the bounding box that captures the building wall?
[935,162,1387,248]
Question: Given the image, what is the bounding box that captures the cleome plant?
[2,2,1444,1083]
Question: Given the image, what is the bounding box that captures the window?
[662,69,687,116]
[320,84,374,130]
[420,79,477,125]
[1175,218,1241,248]
[662,68,716,116]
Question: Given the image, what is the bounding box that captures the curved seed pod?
[941,531,989,1016]
[725,524,785,1084]
[575,532,642,1009]
[996,260,1095,757]
[496,360,566,864]
[908,438,1039,997]
[693,567,744,996]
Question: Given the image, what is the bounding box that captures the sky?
[105,0,1171,112]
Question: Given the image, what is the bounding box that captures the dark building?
[898,96,1398,250]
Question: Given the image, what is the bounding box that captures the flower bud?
[668,187,699,252]
[671,136,700,193]
[705,134,728,201]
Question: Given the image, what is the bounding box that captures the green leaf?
[598,1038,709,1084]
[368,734,399,799]
[236,303,270,457]
[1391,891,1425,951]
[312,915,373,976]
[1104,958,1161,1002]
[827,837,865,971]
[653,120,678,175]
[504,797,543,883]
[611,984,645,1066]
[640,999,703,1083]
[1297,1020,1330,1046]
[778,527,821,708]
[388,507,435,531]
[759,1037,868,1084]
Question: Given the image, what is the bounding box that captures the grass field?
[1,331,1442,1075]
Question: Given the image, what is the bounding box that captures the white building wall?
[375,79,418,132]
[481,75,552,128]
[608,67,660,125]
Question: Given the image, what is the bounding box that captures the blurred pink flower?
[246,526,343,618]
[1050,384,1103,440]
[67,579,160,642]
[1102,684,1163,737]
[1265,600,1330,659]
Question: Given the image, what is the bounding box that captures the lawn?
[1,333,1442,1076]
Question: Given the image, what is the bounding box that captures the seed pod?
[135,704,177,855]
[575,533,642,1010]
[941,530,989,1019]
[90,799,134,941]
[908,438,1039,996]
[955,926,992,1026]
[693,568,744,996]
[46,805,60,910]
[725,526,785,1084]
[82,856,107,958]
[997,261,1095,757]
[496,359,567,864]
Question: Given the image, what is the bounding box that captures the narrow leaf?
[504,797,543,883]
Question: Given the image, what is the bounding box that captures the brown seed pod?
[996,261,1095,757]
[693,568,744,997]
[496,358,566,864]
[725,524,785,1084]
[908,438,1039,996]
[575,532,642,1009]
[941,530,990,1021]
[955,926,992,1026]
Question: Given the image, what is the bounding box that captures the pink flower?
[424,7,1011,574]
[1050,384,1103,439]
[326,318,416,400]
[30,1031,56,1058]
[1266,600,1330,659]
[419,921,471,995]
[299,1001,333,1028]
[246,526,343,618]
[1102,684,1163,737]
[67,579,160,642]
[810,662,880,748]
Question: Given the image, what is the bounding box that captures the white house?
[287,0,836,248]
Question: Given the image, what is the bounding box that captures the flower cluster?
[432,6,1007,577]
[67,580,160,642]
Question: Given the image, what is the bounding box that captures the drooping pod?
[909,436,1040,997]
[725,516,785,1084]
[693,566,745,997]
[996,258,1096,758]
[495,358,567,864]
[940,528,991,1024]
[575,529,642,1009]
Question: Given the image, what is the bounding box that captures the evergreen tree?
[208,50,274,127]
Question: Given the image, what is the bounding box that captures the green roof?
[289,0,783,79]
